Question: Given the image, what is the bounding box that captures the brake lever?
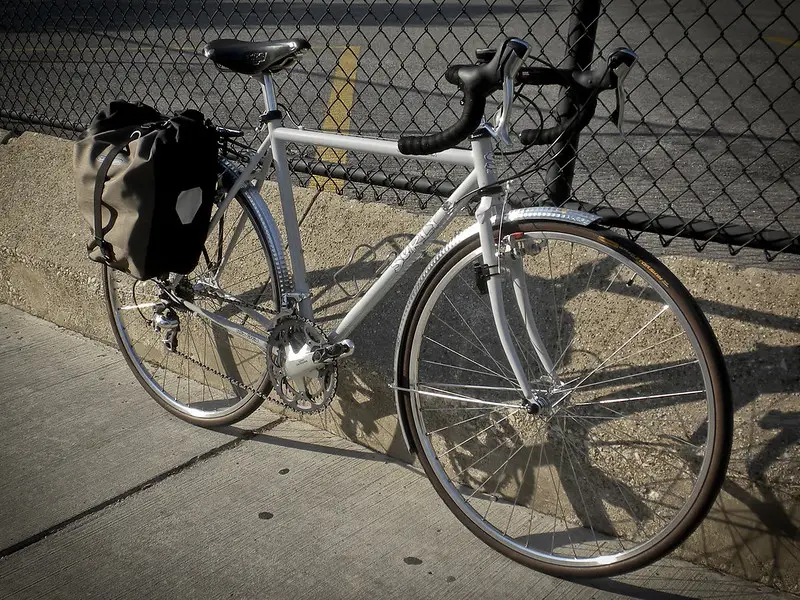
[488,38,530,145]
[489,77,515,145]
[608,48,637,135]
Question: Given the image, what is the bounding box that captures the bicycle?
[103,37,732,578]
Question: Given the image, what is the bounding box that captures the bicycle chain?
[158,284,331,414]
[171,339,279,406]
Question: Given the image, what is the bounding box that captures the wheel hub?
[523,380,573,419]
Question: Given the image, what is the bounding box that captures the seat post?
[261,74,279,113]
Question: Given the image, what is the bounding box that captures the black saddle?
[204,39,310,75]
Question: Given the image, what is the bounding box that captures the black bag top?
[86,100,166,135]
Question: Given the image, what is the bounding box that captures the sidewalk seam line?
[0,416,287,560]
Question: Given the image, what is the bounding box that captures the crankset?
[266,315,353,413]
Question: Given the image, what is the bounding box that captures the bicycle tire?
[397,219,731,578]
[105,165,287,427]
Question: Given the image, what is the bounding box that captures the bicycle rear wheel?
[105,168,287,427]
[397,219,731,578]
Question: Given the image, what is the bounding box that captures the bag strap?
[93,140,129,262]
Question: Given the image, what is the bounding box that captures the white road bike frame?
[196,73,558,402]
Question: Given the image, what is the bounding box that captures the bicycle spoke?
[404,223,727,574]
[573,389,705,407]
[427,408,504,434]
[552,257,598,373]
[422,406,503,411]
[560,410,698,497]
[566,360,699,392]
[440,292,514,380]
[558,416,605,556]
[550,439,576,556]
[554,418,665,543]
[413,386,521,409]
[543,241,561,359]
[456,271,543,377]
[439,412,518,457]
[429,314,513,380]
[421,359,517,383]
[504,442,537,536]
[422,382,523,393]
[458,429,522,482]
[424,336,515,383]
[473,442,529,517]
[568,305,670,392]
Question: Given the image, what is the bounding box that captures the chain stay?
[161,281,331,414]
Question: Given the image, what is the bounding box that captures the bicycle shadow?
[215,225,798,591]
[313,240,798,588]
[304,230,442,328]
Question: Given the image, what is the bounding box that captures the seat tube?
[263,74,313,318]
[470,130,534,402]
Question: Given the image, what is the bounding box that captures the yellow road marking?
[311,45,360,193]
[764,35,800,48]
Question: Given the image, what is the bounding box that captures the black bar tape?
[397,93,486,156]
[397,39,522,156]
[520,125,561,146]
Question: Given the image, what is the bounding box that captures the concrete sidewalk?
[0,304,794,600]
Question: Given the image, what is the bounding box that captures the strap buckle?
[94,236,113,263]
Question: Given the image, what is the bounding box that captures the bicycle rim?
[105,192,280,425]
[403,221,730,576]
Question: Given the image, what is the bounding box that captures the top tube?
[270,127,475,168]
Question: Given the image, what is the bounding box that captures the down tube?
[329,170,479,342]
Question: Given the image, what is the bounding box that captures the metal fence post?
[544,0,602,205]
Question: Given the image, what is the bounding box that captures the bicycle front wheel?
[397,219,731,578]
[105,169,287,427]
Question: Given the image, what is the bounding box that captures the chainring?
[266,316,338,413]
[148,278,337,414]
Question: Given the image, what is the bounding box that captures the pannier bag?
[75,100,219,280]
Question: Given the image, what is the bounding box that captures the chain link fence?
[1,0,798,259]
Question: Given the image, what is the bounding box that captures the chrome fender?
[220,160,292,302]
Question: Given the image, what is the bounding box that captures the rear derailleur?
[152,305,180,351]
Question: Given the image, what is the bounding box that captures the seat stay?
[208,131,272,235]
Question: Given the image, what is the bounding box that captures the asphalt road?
[0,0,798,266]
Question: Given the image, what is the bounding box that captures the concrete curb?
[0,132,798,593]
